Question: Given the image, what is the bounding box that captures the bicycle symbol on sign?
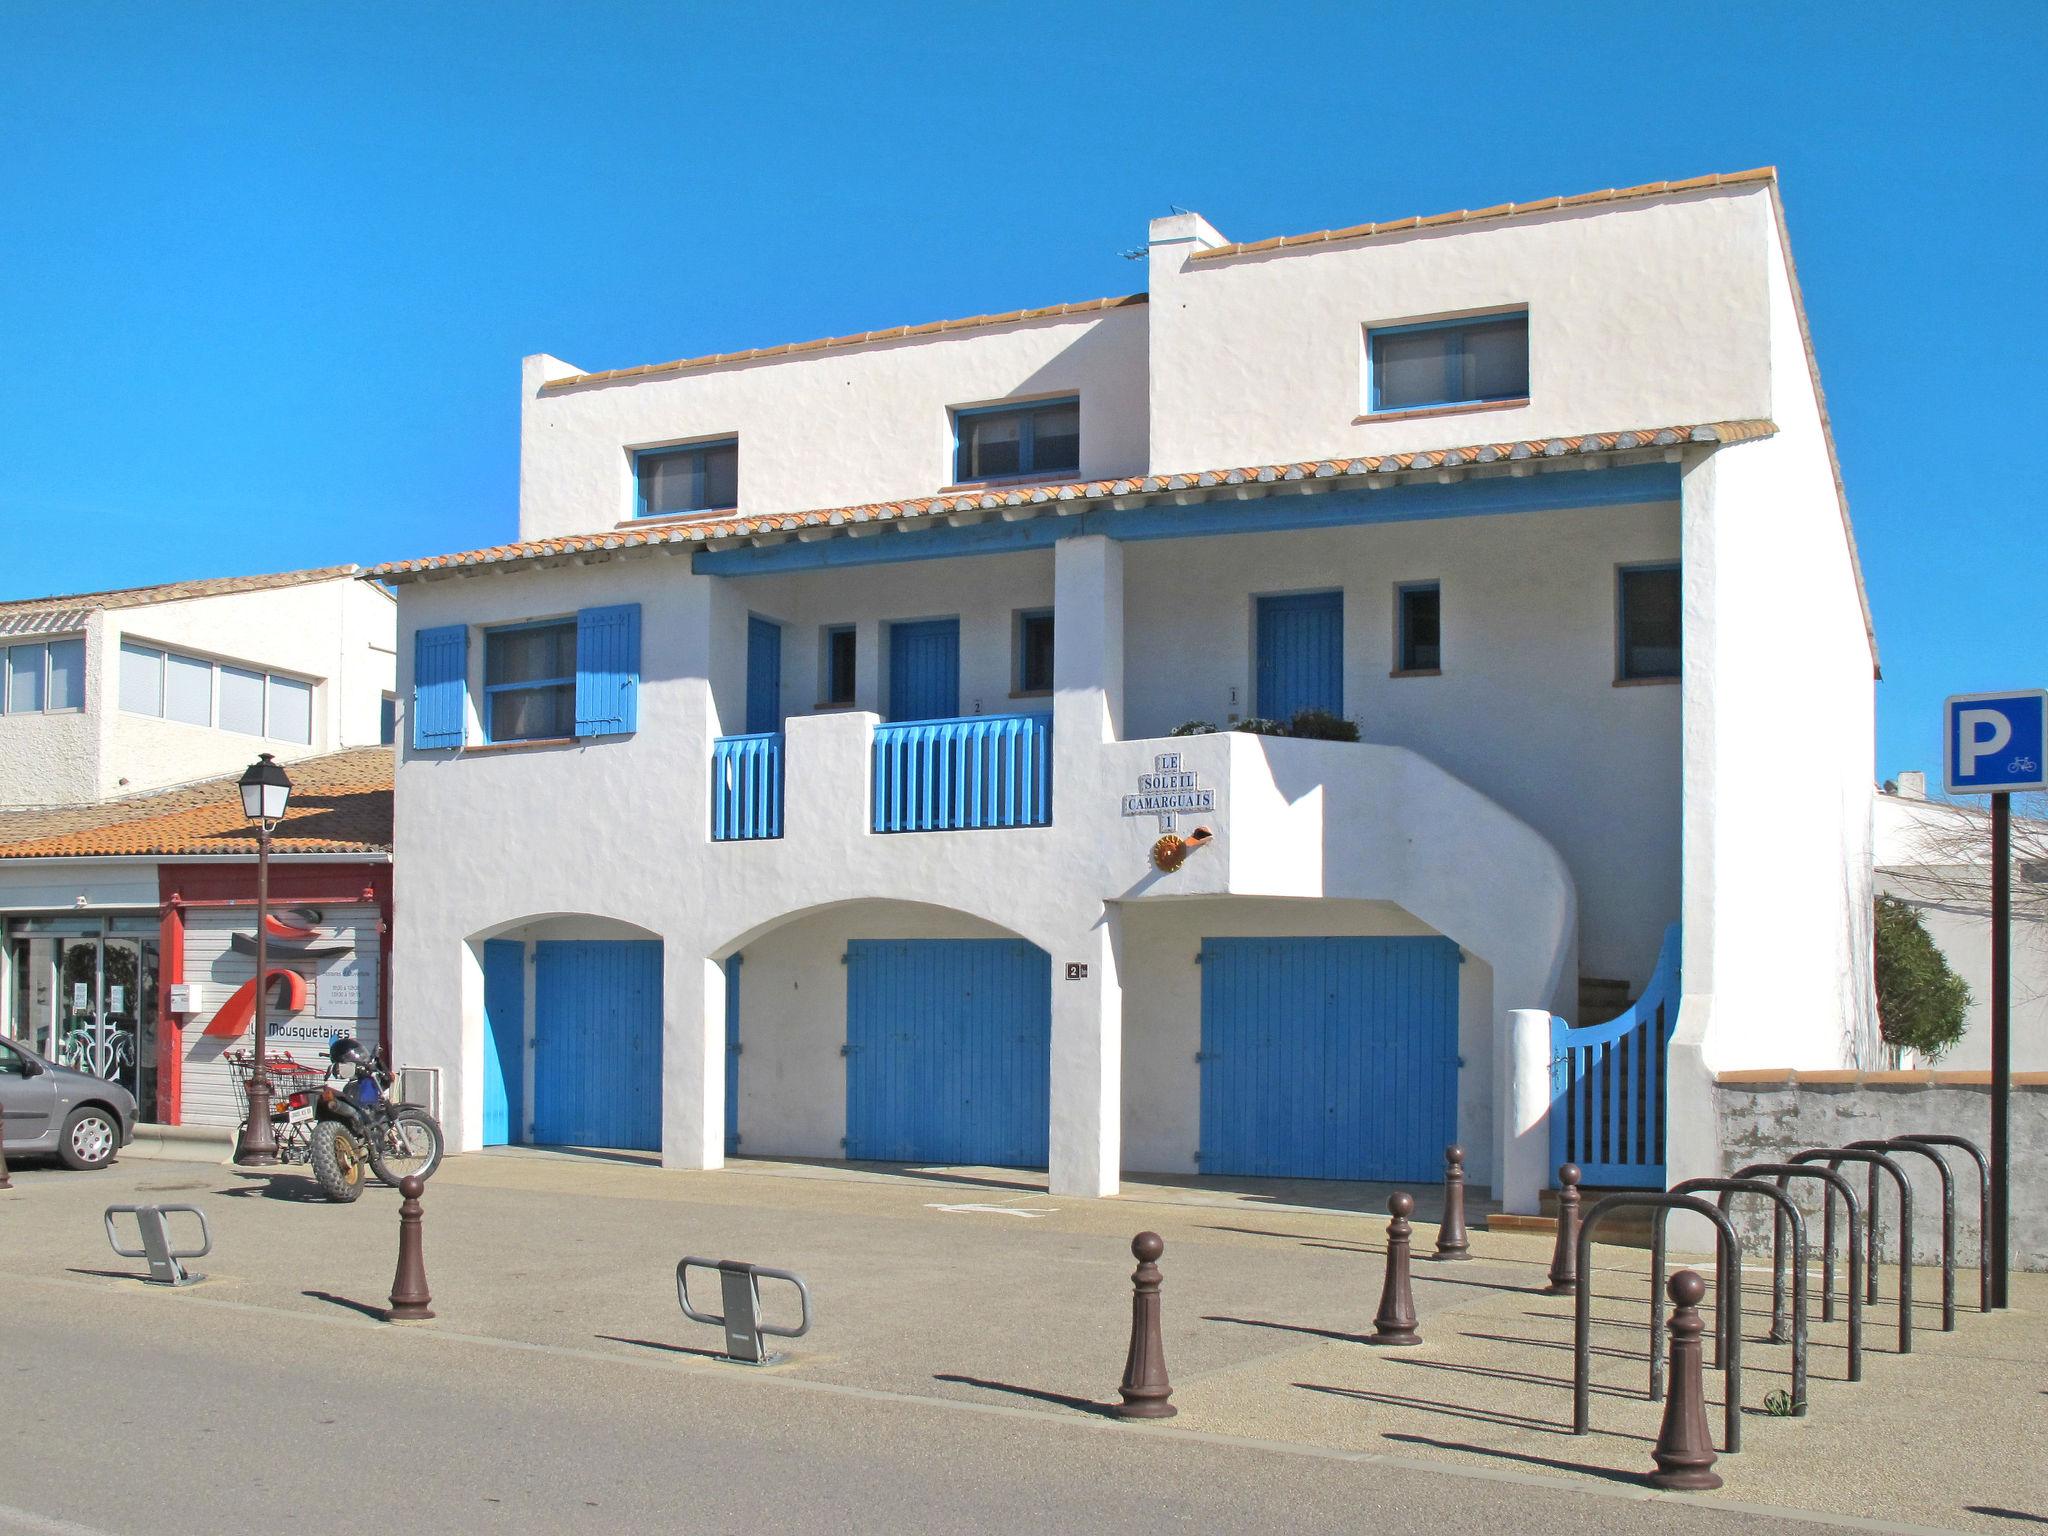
[2009,755,2040,775]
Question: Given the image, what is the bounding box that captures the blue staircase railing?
[711,731,784,841]
[1549,923,1681,1188]
[872,713,1052,833]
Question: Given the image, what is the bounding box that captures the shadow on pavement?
[1203,1313,1361,1345]
[933,1373,1118,1417]
[303,1289,387,1321]
[1296,1380,1617,1439]
[1382,1354,1639,1401]
[1382,1431,1652,1486]
[599,1334,747,1364]
[1966,1508,2048,1525]
[217,1175,338,1203]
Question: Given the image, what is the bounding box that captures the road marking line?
[925,1202,1058,1217]
[0,1501,128,1536]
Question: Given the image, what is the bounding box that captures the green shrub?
[1232,716,1288,736]
[1288,708,1360,742]
[1169,720,1218,737]
[1874,894,1970,1064]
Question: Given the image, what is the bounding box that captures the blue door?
[845,938,1050,1166]
[1256,591,1344,721]
[746,616,783,734]
[1199,936,1459,1182]
[724,954,742,1156]
[532,940,664,1151]
[888,619,960,721]
[481,939,525,1146]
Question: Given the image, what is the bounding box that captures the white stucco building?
[0,568,398,808]
[375,166,1879,1208]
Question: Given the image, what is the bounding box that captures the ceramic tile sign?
[1121,751,1214,832]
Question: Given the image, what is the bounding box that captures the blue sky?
[1,1,2040,781]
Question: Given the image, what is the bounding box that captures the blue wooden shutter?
[412,624,468,750]
[1255,592,1344,721]
[574,604,641,737]
[745,616,782,734]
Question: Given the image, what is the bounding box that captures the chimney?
[1893,771,1926,799]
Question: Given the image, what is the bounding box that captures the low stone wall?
[1715,1070,2047,1272]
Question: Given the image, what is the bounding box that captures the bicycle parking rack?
[1792,1148,1912,1355]
[1850,1138,1955,1332]
[676,1257,812,1365]
[1671,1177,1809,1416]
[1573,1192,1743,1454]
[104,1204,211,1287]
[1735,1161,1863,1383]
[1894,1132,1991,1314]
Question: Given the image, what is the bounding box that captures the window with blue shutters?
[412,625,468,749]
[575,604,641,737]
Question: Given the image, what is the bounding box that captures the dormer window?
[1367,311,1529,415]
[953,398,1080,485]
[635,438,739,518]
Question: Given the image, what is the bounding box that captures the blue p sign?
[1944,690,2048,794]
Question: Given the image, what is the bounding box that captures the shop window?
[484,620,577,742]
[1618,564,1681,681]
[1396,583,1441,674]
[1368,311,1529,414]
[635,438,739,518]
[1014,610,1055,694]
[953,398,1079,484]
[4,637,83,714]
[822,625,856,707]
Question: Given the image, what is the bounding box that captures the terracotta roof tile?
[0,566,368,619]
[0,748,393,859]
[371,420,1774,582]
[1190,168,1778,262]
[541,294,1149,392]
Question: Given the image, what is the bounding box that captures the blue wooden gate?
[1200,936,1460,1182]
[1256,591,1344,721]
[844,937,1050,1166]
[1550,924,1681,1187]
[888,619,960,722]
[532,939,663,1151]
[746,616,782,734]
[481,938,524,1146]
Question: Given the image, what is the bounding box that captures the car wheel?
[59,1106,120,1171]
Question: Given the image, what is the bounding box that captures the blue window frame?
[1396,582,1441,674]
[1014,609,1054,693]
[1367,311,1528,414]
[634,438,738,518]
[1617,563,1681,681]
[952,397,1079,485]
[483,619,577,742]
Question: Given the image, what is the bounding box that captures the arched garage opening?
[469,914,663,1153]
[720,900,1052,1170]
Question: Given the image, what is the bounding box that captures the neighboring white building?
[0,568,398,808]
[1875,773,2048,1070]
[375,166,1878,1208]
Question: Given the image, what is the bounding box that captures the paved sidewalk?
[2,1148,2040,1533]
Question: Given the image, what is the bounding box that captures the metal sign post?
[1942,688,2045,1310]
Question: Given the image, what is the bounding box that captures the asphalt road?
[0,1270,1945,1536]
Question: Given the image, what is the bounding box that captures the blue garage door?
[1199,936,1459,1182]
[1256,590,1344,721]
[481,938,524,1146]
[845,938,1050,1166]
[533,940,664,1151]
[888,619,960,722]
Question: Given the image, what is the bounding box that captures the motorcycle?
[304,1035,444,1203]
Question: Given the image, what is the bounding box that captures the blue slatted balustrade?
[1549,923,1681,1187]
[710,731,784,841]
[871,713,1052,833]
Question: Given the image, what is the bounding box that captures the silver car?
[0,1035,137,1170]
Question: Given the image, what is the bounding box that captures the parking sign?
[1943,690,2048,794]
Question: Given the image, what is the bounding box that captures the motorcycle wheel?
[310,1121,367,1203]
[369,1107,445,1188]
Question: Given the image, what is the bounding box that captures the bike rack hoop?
[104,1204,211,1287]
[1734,1160,1864,1383]
[1672,1176,1810,1416]
[1894,1133,1991,1314]
[676,1256,813,1365]
[1792,1147,1913,1356]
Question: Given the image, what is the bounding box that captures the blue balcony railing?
[872,713,1052,833]
[711,732,784,841]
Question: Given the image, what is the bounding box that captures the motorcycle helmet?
[327,1034,367,1066]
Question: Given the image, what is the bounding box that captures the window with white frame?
[117,641,315,743]
[2,637,85,714]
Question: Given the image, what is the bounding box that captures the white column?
[662,952,725,1170]
[1049,910,1122,1196]
[1052,533,1123,744]
[1498,1007,1553,1215]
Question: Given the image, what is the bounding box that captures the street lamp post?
[232,753,292,1167]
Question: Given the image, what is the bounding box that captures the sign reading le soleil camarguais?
[1121,751,1214,832]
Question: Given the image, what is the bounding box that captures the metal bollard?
[1114,1232,1176,1418]
[1546,1164,1582,1294]
[1370,1192,1422,1345]
[386,1174,434,1322]
[1648,1270,1722,1491]
[677,1257,812,1365]
[1433,1145,1470,1261]
[104,1204,211,1286]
